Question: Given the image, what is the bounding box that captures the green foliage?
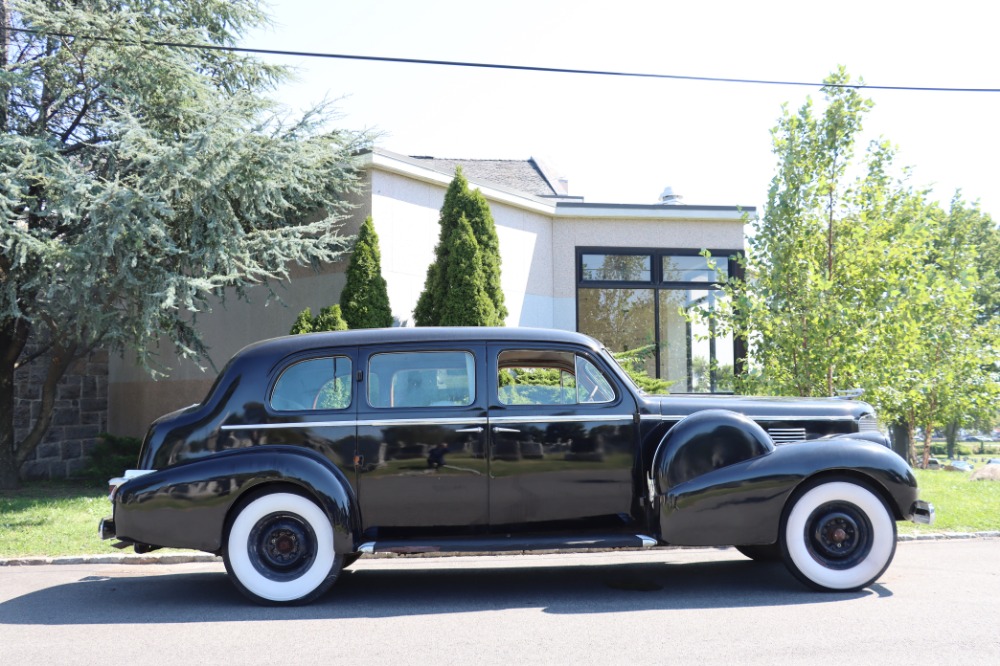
[437,214,495,326]
[612,346,675,394]
[340,216,392,329]
[289,307,315,335]
[414,168,506,326]
[78,433,142,482]
[290,305,347,334]
[711,68,1000,465]
[0,0,366,486]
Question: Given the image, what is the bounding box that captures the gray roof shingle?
[409,156,558,197]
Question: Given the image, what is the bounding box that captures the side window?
[368,351,475,408]
[271,357,353,411]
[498,350,616,405]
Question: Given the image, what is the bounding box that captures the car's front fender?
[657,435,918,547]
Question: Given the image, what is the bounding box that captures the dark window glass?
[658,290,734,393]
[368,351,475,408]
[581,254,651,282]
[662,255,728,283]
[496,350,615,405]
[577,287,656,377]
[271,357,352,411]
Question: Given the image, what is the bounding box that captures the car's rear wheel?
[223,492,342,605]
[780,480,896,591]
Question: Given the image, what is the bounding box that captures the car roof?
[236,327,605,361]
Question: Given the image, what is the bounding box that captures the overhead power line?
[8,26,1000,93]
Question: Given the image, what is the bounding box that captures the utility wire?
[8,26,1000,93]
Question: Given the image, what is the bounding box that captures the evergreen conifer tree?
[290,308,315,335]
[438,215,495,326]
[414,168,506,326]
[340,217,392,328]
[289,305,348,334]
[314,305,349,331]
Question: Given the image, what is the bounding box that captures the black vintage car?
[100,327,933,604]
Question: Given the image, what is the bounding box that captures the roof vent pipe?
[659,185,684,205]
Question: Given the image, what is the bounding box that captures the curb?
[2,532,997,567]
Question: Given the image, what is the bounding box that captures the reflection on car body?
[100,327,933,604]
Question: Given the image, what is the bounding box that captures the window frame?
[270,355,354,412]
[575,246,745,393]
[366,349,478,409]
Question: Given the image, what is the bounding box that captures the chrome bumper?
[99,517,116,540]
[910,500,935,525]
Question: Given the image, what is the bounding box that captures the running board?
[358,533,658,555]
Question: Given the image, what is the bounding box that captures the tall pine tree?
[438,215,495,326]
[340,216,392,328]
[414,168,506,326]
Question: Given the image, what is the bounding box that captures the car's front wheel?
[780,480,896,591]
[223,492,342,605]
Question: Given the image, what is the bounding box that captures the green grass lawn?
[1,470,997,558]
[898,468,1000,535]
[0,481,122,558]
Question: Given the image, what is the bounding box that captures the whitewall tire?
[223,492,342,605]
[781,480,896,591]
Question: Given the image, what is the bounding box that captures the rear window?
[271,357,353,411]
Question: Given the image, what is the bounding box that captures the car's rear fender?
[112,446,360,554]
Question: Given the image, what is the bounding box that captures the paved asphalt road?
[1,539,998,665]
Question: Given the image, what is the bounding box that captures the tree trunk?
[889,421,911,461]
[922,426,934,469]
[945,420,959,459]
[0,318,29,490]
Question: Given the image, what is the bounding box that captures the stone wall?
[14,348,109,480]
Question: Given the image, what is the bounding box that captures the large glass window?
[497,350,615,405]
[368,351,475,408]
[577,249,738,394]
[580,253,651,282]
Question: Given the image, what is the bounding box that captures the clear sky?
[244,0,1000,219]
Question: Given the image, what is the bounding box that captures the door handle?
[492,426,520,433]
[456,426,484,433]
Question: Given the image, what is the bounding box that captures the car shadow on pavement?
[0,557,882,625]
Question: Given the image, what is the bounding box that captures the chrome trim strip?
[222,417,490,431]
[640,414,856,422]
[489,414,632,425]
[357,417,489,428]
[223,412,854,431]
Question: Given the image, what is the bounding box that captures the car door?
[486,343,639,532]
[355,343,489,536]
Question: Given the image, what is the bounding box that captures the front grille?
[768,427,807,444]
[857,415,880,432]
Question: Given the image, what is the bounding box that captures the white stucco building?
[108,148,753,437]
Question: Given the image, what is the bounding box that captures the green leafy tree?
[290,305,348,334]
[0,0,364,488]
[437,214,494,326]
[340,216,392,329]
[713,68,1000,464]
[414,168,506,326]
